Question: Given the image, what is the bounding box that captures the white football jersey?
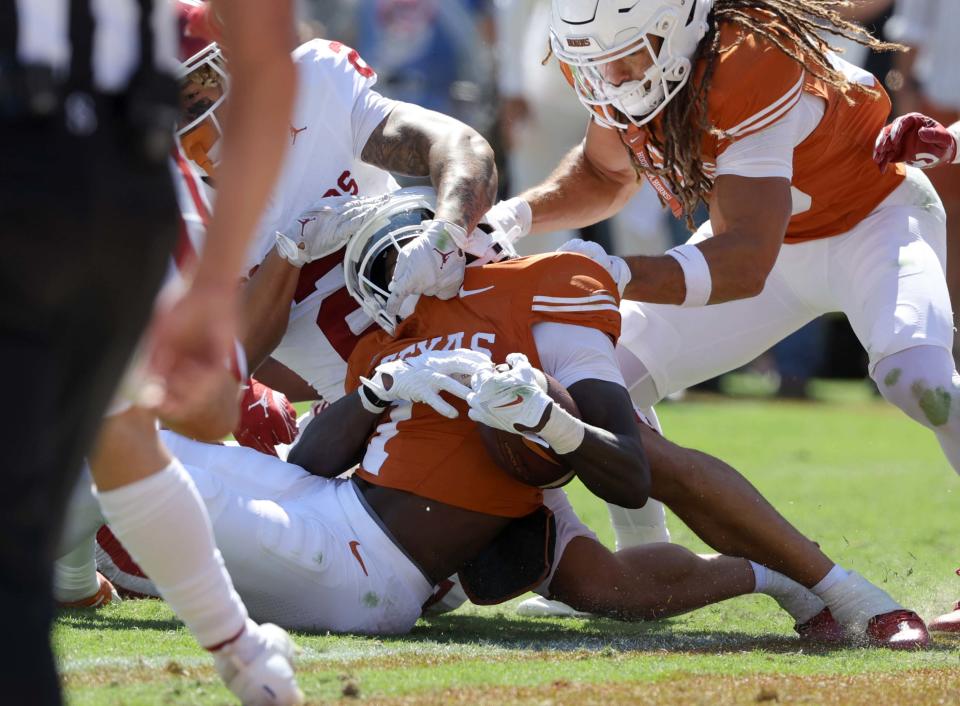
[244,39,400,404]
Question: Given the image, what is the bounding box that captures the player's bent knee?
[874,346,960,430]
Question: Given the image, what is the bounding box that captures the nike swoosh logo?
[494,393,525,409]
[458,285,495,298]
[349,540,368,577]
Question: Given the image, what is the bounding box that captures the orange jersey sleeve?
[694,13,904,242]
[525,252,622,342]
[700,17,805,159]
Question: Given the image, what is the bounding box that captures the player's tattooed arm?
[361,103,497,231]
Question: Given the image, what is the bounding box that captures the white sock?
[56,467,106,557]
[95,459,248,648]
[811,564,848,594]
[749,561,826,624]
[53,538,100,603]
[607,500,671,551]
[811,566,900,633]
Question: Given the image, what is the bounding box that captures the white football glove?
[467,353,585,454]
[275,194,390,266]
[557,239,631,297]
[466,353,551,433]
[360,349,494,418]
[463,223,521,266]
[385,219,468,317]
[483,197,532,242]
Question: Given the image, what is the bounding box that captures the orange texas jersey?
[621,12,904,243]
[345,252,621,518]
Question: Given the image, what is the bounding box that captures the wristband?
[538,403,586,455]
[226,340,248,381]
[498,197,532,240]
[949,122,960,164]
[359,384,390,414]
[435,219,470,250]
[274,231,303,266]
[666,243,712,307]
[510,197,533,240]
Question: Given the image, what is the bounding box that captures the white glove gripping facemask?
[275,194,391,267]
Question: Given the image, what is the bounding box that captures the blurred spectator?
[313,0,497,139]
[886,0,960,360]
[495,0,626,253]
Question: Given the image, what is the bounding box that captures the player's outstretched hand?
[234,378,298,456]
[385,220,468,319]
[483,197,532,242]
[145,279,240,431]
[275,194,389,267]
[466,353,552,435]
[361,349,492,418]
[557,239,631,296]
[874,112,959,173]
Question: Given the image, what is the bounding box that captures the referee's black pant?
[0,104,178,704]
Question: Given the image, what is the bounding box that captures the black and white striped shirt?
[2,0,178,94]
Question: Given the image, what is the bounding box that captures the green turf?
[56,388,960,705]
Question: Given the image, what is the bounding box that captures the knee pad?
[873,346,960,429]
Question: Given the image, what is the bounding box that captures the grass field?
[56,382,960,705]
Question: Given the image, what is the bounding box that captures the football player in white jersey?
[177,26,498,415]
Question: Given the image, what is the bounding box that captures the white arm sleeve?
[715,93,825,180]
[352,88,398,160]
[533,322,626,389]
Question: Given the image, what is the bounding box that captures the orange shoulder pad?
[703,16,804,153]
[520,252,621,341]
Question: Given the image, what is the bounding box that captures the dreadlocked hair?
[634,0,903,229]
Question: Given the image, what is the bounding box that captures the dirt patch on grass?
[318,669,960,706]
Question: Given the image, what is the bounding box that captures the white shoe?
[516,596,592,618]
[213,620,304,706]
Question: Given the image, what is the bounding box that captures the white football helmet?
[344,187,517,335]
[551,0,713,130]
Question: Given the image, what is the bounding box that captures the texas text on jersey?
[345,253,620,518]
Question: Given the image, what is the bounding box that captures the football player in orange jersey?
[388,0,959,627]
[69,191,926,645]
[279,192,926,646]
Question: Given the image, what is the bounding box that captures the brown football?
[477,373,580,489]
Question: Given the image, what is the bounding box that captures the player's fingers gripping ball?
[385,220,467,316]
[467,354,584,455]
[468,354,585,488]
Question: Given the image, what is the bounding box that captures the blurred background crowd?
[303,0,958,400]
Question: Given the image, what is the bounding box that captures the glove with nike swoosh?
[275,194,390,266]
[385,220,468,318]
[360,349,493,418]
[466,353,585,454]
[557,239,631,297]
